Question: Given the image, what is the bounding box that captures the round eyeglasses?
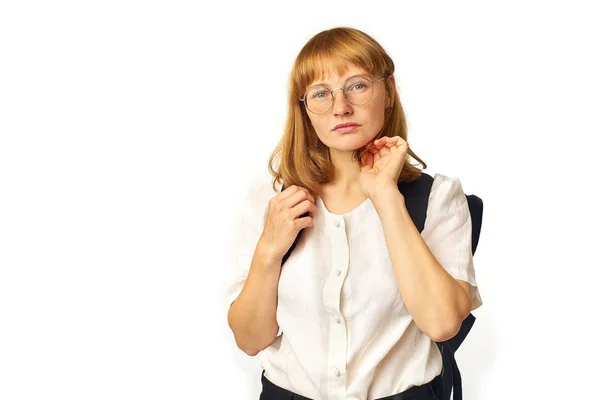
[299,75,387,114]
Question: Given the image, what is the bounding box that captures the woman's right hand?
[258,185,317,263]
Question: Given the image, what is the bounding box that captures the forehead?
[308,62,373,87]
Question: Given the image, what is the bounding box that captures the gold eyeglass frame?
[299,75,388,114]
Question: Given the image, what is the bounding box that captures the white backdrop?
[1,1,599,399]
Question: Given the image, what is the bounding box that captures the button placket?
[324,213,348,397]
[333,218,344,278]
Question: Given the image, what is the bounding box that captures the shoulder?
[429,173,467,209]
[240,175,281,221]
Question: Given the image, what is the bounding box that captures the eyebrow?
[309,73,374,88]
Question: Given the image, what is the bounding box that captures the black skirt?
[259,370,443,400]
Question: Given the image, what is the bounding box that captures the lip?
[332,123,361,134]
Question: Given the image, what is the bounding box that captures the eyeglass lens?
[305,77,374,113]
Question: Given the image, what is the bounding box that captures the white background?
[1,1,599,399]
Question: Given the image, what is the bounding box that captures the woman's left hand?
[359,136,408,200]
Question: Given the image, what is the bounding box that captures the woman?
[227,27,482,400]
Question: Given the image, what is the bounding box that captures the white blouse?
[227,173,483,400]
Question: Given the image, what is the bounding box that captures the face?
[304,64,393,157]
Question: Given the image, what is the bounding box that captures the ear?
[385,75,396,109]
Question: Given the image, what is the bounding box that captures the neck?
[327,148,362,192]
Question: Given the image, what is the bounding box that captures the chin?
[331,141,368,154]
[339,134,371,146]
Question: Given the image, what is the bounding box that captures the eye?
[311,90,328,99]
[351,83,366,91]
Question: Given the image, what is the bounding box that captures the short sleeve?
[421,173,483,312]
[225,180,284,337]
[226,188,265,309]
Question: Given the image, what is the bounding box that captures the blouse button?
[334,220,340,227]
[334,368,341,377]
[335,317,341,324]
[336,269,341,276]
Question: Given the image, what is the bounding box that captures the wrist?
[256,238,283,268]
[371,184,404,207]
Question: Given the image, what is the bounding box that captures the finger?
[280,185,302,200]
[383,137,400,147]
[394,137,406,146]
[390,144,403,154]
[369,138,386,153]
[379,147,391,157]
[377,137,397,149]
[378,141,392,154]
[374,150,382,163]
[281,185,314,203]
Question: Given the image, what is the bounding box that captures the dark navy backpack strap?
[466,194,483,256]
[397,172,434,231]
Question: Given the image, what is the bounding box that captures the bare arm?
[227,185,316,356]
[372,186,472,342]
[227,240,283,356]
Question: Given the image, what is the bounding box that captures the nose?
[331,88,353,116]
